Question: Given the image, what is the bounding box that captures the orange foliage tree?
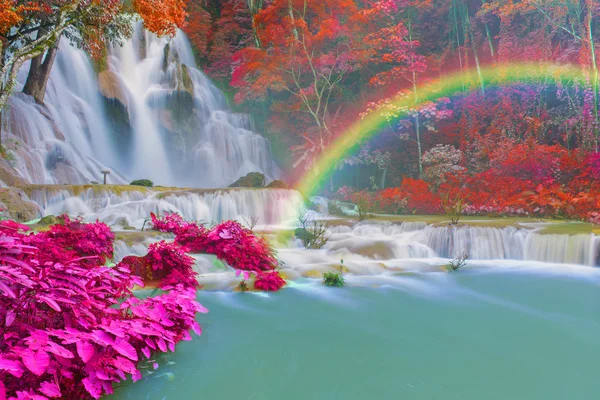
[231,0,423,173]
[0,0,190,110]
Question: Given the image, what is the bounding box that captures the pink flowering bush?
[0,218,206,399]
[151,213,280,274]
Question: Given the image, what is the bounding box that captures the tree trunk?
[380,166,387,189]
[585,0,599,151]
[22,45,58,104]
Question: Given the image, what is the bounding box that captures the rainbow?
[294,63,587,198]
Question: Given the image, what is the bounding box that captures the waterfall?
[28,186,303,227]
[3,25,279,187]
[322,222,600,267]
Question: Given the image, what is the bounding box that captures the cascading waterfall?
[24,183,600,267]
[3,24,279,187]
[322,223,600,267]
[28,186,304,227]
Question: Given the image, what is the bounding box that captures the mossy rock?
[266,180,288,189]
[38,215,60,226]
[228,172,266,188]
[0,187,41,222]
[130,179,154,188]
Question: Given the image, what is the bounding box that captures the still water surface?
[113,266,600,400]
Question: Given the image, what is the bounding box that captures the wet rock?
[0,187,41,222]
[98,71,128,107]
[0,161,28,186]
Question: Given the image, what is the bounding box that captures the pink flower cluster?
[0,218,206,399]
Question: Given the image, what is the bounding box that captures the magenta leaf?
[132,370,142,382]
[112,356,136,374]
[82,377,102,400]
[0,280,15,298]
[76,341,95,363]
[112,338,138,361]
[191,321,202,336]
[46,341,74,359]
[38,295,61,312]
[156,337,168,352]
[0,381,6,400]
[39,381,61,398]
[21,349,50,376]
[5,310,15,327]
[0,357,24,378]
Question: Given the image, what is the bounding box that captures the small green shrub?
[328,201,346,216]
[296,210,329,249]
[130,179,154,188]
[238,280,249,292]
[323,271,345,287]
[446,251,468,271]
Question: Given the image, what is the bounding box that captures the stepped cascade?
[2,24,279,187]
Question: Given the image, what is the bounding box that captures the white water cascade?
[28,187,304,227]
[27,183,599,268]
[314,223,600,267]
[3,24,279,187]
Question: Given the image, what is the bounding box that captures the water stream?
[111,270,600,399]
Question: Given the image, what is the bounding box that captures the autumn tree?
[0,0,189,109]
[232,0,423,175]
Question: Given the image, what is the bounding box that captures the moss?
[228,172,266,188]
[18,184,152,198]
[38,215,60,225]
[266,180,288,189]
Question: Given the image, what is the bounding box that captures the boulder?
[98,71,127,106]
[0,187,41,222]
[228,172,266,188]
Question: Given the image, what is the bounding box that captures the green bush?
[130,179,154,188]
[328,201,346,216]
[323,271,345,287]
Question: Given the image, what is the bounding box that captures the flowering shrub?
[254,271,286,291]
[151,214,280,274]
[351,191,376,220]
[334,185,355,202]
[422,144,464,187]
[0,218,206,399]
